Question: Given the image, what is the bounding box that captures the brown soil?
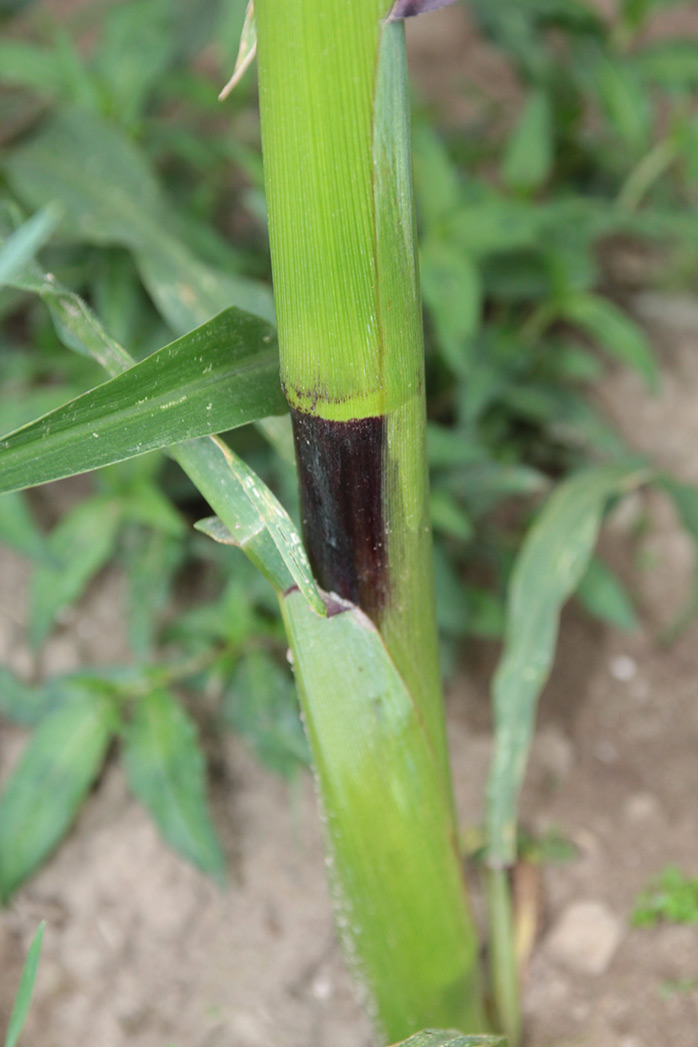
[2,5,698,1047]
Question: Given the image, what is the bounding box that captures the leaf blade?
[0,694,117,902]
[4,108,274,328]
[0,308,286,495]
[560,293,659,392]
[486,464,648,866]
[392,1035,506,1047]
[4,921,45,1047]
[122,689,225,881]
[29,496,123,648]
[0,205,60,287]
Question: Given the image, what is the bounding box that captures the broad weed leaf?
[122,689,226,881]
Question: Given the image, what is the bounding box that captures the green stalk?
[255,0,486,1038]
[486,868,521,1046]
[255,0,444,769]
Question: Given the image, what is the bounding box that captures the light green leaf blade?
[119,479,185,538]
[4,108,274,326]
[393,1034,506,1047]
[412,120,462,231]
[0,205,60,287]
[0,668,62,727]
[0,693,117,902]
[635,39,698,88]
[486,464,648,866]
[0,492,52,564]
[502,89,553,193]
[94,0,174,129]
[5,262,134,376]
[122,689,225,881]
[136,243,274,337]
[595,58,651,153]
[560,293,659,392]
[223,650,308,778]
[190,435,324,614]
[420,238,481,373]
[658,475,698,636]
[5,109,160,247]
[0,38,64,93]
[124,529,183,657]
[281,588,482,1038]
[4,921,45,1047]
[29,496,123,648]
[576,555,637,631]
[0,307,286,494]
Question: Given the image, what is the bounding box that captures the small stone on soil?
[544,900,622,975]
[609,655,638,682]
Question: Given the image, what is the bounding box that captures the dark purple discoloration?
[291,409,388,624]
[386,0,459,21]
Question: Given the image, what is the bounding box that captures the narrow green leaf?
[421,238,481,373]
[29,496,123,648]
[0,308,286,495]
[595,59,651,153]
[430,489,474,543]
[6,262,134,376]
[0,492,52,564]
[195,512,288,590]
[502,89,553,193]
[191,437,325,614]
[393,1034,506,1047]
[621,0,689,32]
[117,484,182,540]
[576,555,637,631]
[4,921,45,1047]
[412,121,461,230]
[0,693,117,901]
[635,39,698,88]
[124,529,183,657]
[658,475,698,635]
[448,199,541,258]
[0,40,63,93]
[5,109,159,247]
[560,293,659,392]
[136,244,274,336]
[223,650,308,777]
[486,464,648,866]
[0,669,61,727]
[122,689,225,881]
[94,0,174,128]
[0,206,60,287]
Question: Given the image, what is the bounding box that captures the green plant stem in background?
[4,921,44,1047]
[486,869,521,1047]
[255,0,485,1039]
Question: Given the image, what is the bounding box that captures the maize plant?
[0,0,653,1043]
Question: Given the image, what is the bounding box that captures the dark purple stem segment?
[291,408,388,623]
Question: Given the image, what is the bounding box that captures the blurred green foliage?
[0,0,697,890]
[633,865,698,927]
